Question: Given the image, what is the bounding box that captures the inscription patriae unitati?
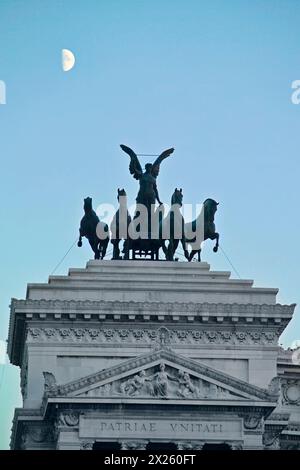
[80,417,242,440]
[99,421,223,433]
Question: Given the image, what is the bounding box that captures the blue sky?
[0,0,299,449]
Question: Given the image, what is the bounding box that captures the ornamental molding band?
[42,348,278,403]
[10,298,296,317]
[26,326,280,346]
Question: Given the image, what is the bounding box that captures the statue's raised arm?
[151,147,174,177]
[120,144,143,180]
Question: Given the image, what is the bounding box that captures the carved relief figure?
[43,371,56,392]
[150,363,177,397]
[177,371,198,398]
[120,370,153,396]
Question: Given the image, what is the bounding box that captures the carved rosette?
[281,379,300,406]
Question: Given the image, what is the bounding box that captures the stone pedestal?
[7,260,299,449]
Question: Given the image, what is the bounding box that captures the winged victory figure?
[120,144,174,213]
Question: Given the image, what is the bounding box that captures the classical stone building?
[7,260,300,450]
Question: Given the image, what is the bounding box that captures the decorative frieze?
[78,363,236,400]
[26,326,279,346]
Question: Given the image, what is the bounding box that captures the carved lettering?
[96,420,226,436]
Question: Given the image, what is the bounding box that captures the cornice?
[12,298,295,316]
[8,299,295,366]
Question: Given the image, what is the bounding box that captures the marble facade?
[7,260,300,450]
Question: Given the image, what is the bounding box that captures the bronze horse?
[110,189,131,260]
[185,198,219,262]
[78,197,109,259]
[162,188,189,261]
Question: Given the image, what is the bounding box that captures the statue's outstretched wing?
[120,144,142,180]
[152,147,174,177]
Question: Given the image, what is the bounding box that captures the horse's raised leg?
[212,232,219,253]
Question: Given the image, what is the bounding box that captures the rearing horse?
[78,197,109,260]
[185,198,219,262]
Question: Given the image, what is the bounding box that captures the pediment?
[46,349,277,403]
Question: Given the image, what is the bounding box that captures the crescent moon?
[62,49,75,72]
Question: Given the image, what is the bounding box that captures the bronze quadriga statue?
[77,145,220,262]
